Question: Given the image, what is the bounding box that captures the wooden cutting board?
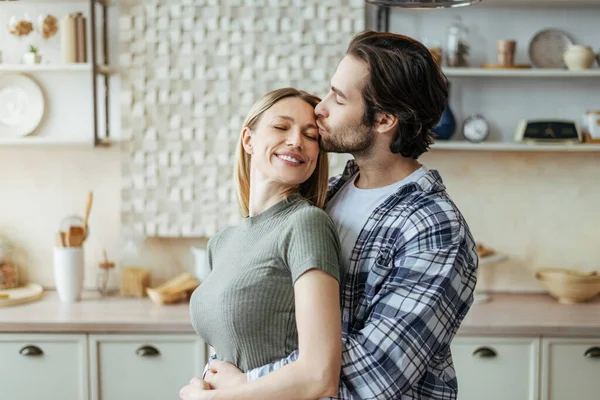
[0,283,44,307]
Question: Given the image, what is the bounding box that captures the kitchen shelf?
[431,142,600,152]
[0,136,124,148]
[443,68,600,78]
[0,64,92,72]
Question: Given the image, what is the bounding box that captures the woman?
[183,88,342,400]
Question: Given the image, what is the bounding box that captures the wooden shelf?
[0,64,92,73]
[443,68,600,78]
[431,141,600,152]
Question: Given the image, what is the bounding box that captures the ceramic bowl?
[535,269,600,304]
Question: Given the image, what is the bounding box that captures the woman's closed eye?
[274,125,288,130]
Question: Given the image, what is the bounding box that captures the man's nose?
[315,99,327,119]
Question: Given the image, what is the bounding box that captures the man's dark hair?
[347,30,448,159]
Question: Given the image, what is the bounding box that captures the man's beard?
[319,119,375,155]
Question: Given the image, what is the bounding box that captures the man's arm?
[248,212,478,399]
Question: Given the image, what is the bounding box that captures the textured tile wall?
[119,0,364,238]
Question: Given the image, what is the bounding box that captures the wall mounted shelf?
[431,142,600,152]
[0,64,92,72]
[443,68,600,78]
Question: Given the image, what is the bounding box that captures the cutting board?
[0,283,44,307]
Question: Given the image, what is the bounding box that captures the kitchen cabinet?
[89,334,207,400]
[452,337,540,400]
[454,336,600,400]
[541,338,600,400]
[0,334,89,400]
[0,333,207,400]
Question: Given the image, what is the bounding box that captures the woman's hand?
[205,360,247,389]
[179,377,213,400]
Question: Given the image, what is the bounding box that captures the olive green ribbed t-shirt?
[189,194,341,372]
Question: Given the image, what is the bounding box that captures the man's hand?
[205,360,247,390]
[179,377,213,400]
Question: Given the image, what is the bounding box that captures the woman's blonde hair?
[234,88,329,217]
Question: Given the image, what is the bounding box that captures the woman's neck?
[248,171,294,217]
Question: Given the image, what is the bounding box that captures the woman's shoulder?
[288,200,335,228]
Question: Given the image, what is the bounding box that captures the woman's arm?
[209,268,341,400]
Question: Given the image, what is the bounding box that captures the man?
[181,30,478,400]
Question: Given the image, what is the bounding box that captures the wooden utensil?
[67,226,85,247]
[56,231,66,247]
[83,191,93,239]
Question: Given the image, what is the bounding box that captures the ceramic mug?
[53,247,85,303]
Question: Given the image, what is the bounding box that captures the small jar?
[0,240,19,289]
[446,16,470,67]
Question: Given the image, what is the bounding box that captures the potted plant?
[23,44,42,65]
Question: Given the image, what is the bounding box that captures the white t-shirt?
[325,167,427,275]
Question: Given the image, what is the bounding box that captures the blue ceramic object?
[432,105,456,140]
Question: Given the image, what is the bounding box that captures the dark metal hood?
[366,0,482,8]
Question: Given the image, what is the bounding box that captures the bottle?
[446,16,470,68]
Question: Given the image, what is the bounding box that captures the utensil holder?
[53,247,84,303]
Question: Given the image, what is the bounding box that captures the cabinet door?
[541,338,600,400]
[0,334,88,400]
[89,334,207,400]
[451,337,539,400]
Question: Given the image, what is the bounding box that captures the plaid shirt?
[237,160,478,399]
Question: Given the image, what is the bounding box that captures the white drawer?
[541,338,600,400]
[89,334,207,400]
[451,337,539,400]
[0,334,88,400]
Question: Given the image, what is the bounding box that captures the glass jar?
[0,238,19,289]
[446,16,470,67]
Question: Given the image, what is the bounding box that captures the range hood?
[366,0,482,7]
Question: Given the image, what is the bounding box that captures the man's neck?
[352,152,422,190]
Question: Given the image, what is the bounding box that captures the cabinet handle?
[135,345,160,357]
[472,347,497,358]
[19,345,44,357]
[584,347,600,359]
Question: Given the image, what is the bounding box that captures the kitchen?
[0,0,599,399]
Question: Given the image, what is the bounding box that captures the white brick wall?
[120,0,364,237]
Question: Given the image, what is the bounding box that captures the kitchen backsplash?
[119,0,365,238]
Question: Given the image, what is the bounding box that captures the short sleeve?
[281,206,341,284]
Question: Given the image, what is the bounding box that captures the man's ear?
[241,127,253,154]
[374,112,398,135]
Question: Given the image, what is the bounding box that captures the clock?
[462,114,490,143]
[515,120,581,143]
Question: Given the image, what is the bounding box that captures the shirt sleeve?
[281,206,341,284]
[333,209,478,399]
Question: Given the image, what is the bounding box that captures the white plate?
[0,73,45,137]
[528,29,574,69]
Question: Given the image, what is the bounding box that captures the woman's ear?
[241,127,253,154]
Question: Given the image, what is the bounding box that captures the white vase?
[563,45,595,70]
[22,52,42,65]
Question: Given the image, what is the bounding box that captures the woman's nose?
[286,129,304,148]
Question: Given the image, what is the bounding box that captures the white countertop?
[1,291,600,336]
